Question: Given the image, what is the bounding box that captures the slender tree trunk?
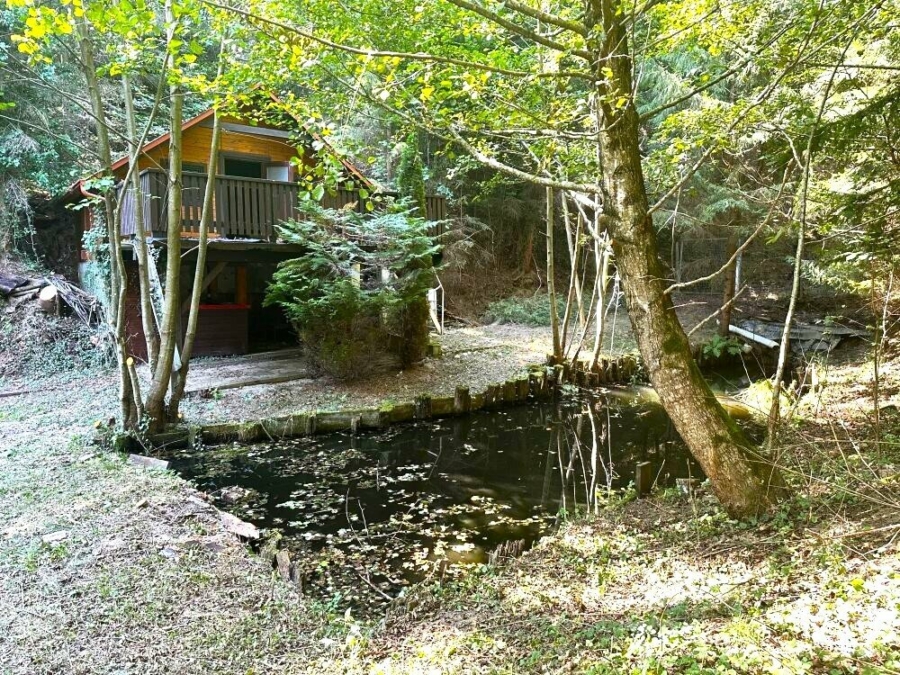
[77,18,137,428]
[168,106,224,417]
[592,0,783,518]
[590,232,611,369]
[719,231,739,337]
[144,0,183,429]
[123,75,160,369]
[767,53,848,446]
[547,187,562,361]
[559,196,583,353]
[520,222,535,278]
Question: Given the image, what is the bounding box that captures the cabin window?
[223,157,264,178]
[265,162,292,182]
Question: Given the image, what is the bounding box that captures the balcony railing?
[118,168,447,243]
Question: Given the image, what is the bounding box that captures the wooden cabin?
[65,105,446,361]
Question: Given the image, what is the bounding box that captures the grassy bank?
[1,346,899,674]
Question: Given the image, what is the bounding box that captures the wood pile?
[0,273,46,311]
[0,270,101,324]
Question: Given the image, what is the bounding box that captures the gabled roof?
[108,106,373,188]
[65,98,374,200]
[107,108,215,173]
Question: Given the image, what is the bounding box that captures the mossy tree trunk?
[592,0,784,518]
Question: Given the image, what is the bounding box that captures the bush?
[265,202,438,380]
[484,293,553,326]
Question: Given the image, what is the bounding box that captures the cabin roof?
[65,97,373,200]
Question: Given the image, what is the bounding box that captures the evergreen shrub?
[265,202,438,380]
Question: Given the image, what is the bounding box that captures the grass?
[484,293,555,327]
[1,344,899,673]
[309,487,900,674]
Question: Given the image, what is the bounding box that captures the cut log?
[9,281,44,298]
[38,285,59,314]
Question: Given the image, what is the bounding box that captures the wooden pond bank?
[117,353,647,452]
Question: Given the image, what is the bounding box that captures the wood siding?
[120,116,305,175]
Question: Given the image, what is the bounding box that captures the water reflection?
[168,389,701,609]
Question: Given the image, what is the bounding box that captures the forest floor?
[2,290,724,424]
[1,343,898,673]
[2,300,898,673]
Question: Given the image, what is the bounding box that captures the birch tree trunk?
[168,105,224,417]
[123,74,160,369]
[144,0,183,429]
[76,18,137,428]
[591,0,784,518]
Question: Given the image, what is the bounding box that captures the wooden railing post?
[120,169,448,245]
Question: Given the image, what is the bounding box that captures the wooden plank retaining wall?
[121,353,645,451]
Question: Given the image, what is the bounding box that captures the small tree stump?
[553,364,565,386]
[635,461,653,497]
[415,395,432,419]
[454,386,471,414]
[516,377,530,400]
[501,380,516,401]
[275,550,292,581]
[37,285,58,314]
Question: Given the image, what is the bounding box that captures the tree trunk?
[520,221,535,277]
[546,187,562,361]
[719,232,739,337]
[590,232,611,369]
[593,0,783,518]
[559,196,583,353]
[144,0,183,430]
[123,74,160,369]
[77,17,137,429]
[168,104,224,417]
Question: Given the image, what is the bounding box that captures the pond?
[166,388,703,610]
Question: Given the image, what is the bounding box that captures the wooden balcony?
[118,169,447,243]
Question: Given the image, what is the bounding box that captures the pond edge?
[114,353,645,452]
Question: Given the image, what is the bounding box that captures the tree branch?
[498,0,588,37]
[202,0,592,79]
[445,0,591,59]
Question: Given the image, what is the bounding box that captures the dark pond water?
[167,388,703,609]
